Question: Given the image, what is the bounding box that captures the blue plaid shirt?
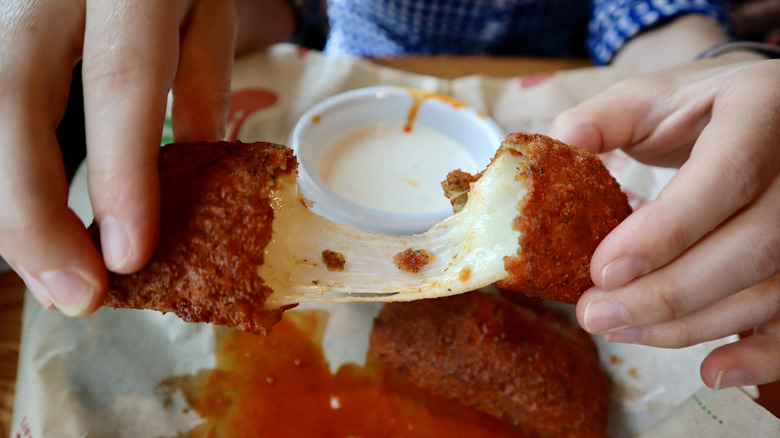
[319,0,730,64]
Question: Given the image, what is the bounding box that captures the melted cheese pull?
[261,148,526,308]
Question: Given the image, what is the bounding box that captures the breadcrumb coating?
[446,133,632,304]
[91,141,296,335]
[370,291,609,438]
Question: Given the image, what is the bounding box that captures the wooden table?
[1,56,778,437]
[0,272,24,437]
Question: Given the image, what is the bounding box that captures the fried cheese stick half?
[93,133,631,334]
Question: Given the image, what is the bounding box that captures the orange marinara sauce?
[163,311,532,437]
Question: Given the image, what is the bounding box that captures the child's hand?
[0,0,237,316]
[550,58,780,389]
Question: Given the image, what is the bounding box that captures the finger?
[700,316,780,389]
[590,61,780,292]
[578,170,780,333]
[548,59,733,162]
[82,0,190,274]
[599,274,780,348]
[1,121,108,316]
[172,0,237,142]
[0,1,108,315]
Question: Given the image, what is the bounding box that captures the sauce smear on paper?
[163,311,528,437]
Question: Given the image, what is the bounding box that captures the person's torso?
[324,0,591,57]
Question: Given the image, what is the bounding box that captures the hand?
[0,0,237,316]
[549,58,780,389]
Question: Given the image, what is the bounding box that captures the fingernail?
[714,368,752,389]
[100,215,131,271]
[603,327,646,344]
[602,257,648,290]
[583,300,630,333]
[16,265,53,309]
[40,270,96,316]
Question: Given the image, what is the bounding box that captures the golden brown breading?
[392,248,435,273]
[500,133,631,303]
[449,133,632,304]
[322,249,346,271]
[90,141,297,335]
[369,291,609,438]
[441,168,481,213]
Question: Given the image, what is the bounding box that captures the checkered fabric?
[320,0,730,64]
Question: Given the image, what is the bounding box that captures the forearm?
[233,0,296,56]
[612,14,764,71]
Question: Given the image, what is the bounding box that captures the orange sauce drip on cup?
[402,88,484,133]
[161,311,530,437]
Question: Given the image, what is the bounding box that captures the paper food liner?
[11,44,780,437]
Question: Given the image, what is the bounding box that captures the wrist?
[696,41,780,60]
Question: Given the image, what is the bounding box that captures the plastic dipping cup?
[289,86,505,235]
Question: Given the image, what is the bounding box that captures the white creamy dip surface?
[316,123,479,214]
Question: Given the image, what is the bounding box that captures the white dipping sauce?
[316,123,478,214]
